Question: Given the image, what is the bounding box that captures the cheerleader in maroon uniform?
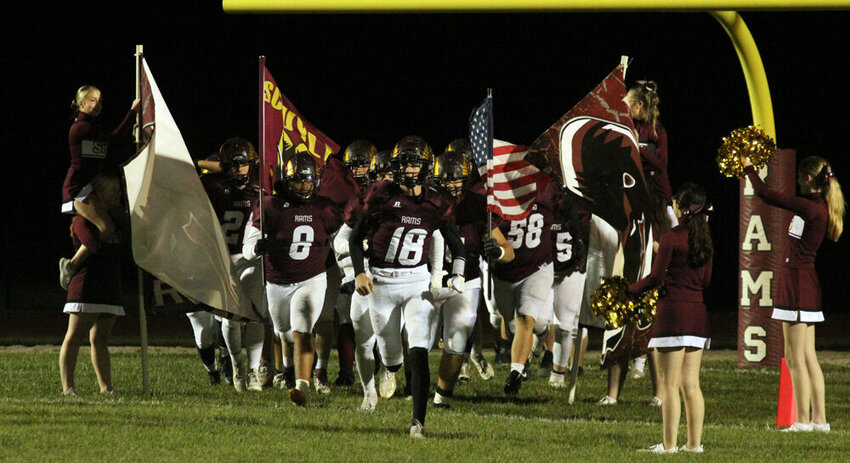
[744,155,844,433]
[630,182,713,453]
[59,86,138,290]
[59,172,125,396]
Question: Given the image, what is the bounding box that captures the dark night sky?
[3,4,849,313]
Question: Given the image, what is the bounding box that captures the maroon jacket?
[63,110,135,203]
[634,119,671,203]
[629,225,712,303]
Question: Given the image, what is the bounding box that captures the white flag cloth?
[123,58,254,320]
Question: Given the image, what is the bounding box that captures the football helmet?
[445,138,472,156]
[278,152,321,202]
[391,135,433,187]
[218,137,258,187]
[434,151,472,198]
[369,149,393,183]
[343,140,376,190]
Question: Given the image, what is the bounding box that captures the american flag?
[469,96,493,177]
[490,140,548,220]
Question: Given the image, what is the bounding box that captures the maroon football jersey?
[493,181,562,282]
[444,190,487,281]
[202,174,259,255]
[256,194,341,284]
[362,181,455,269]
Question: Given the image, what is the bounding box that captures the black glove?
[339,280,355,296]
[254,238,268,255]
[481,238,503,260]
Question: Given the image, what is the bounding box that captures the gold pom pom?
[716,126,777,178]
[592,277,661,329]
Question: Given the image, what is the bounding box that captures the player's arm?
[439,223,466,293]
[333,223,353,256]
[350,213,374,296]
[429,230,447,296]
[482,227,514,263]
[242,210,266,260]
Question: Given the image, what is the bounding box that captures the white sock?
[295,379,310,392]
[511,362,525,373]
[244,323,265,370]
[315,358,327,370]
[633,356,646,373]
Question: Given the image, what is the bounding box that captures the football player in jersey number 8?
[244,152,342,406]
[349,135,467,439]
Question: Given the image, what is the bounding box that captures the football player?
[201,138,270,392]
[369,149,394,183]
[350,136,466,438]
[547,198,588,387]
[492,180,563,395]
[244,152,341,406]
[430,151,513,409]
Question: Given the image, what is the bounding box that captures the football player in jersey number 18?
[349,136,466,439]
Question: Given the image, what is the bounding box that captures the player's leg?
[244,322,265,391]
[551,272,583,386]
[289,274,328,404]
[89,314,117,393]
[334,289,356,386]
[313,264,340,394]
[186,310,220,385]
[402,276,437,435]
[368,279,404,398]
[434,288,477,408]
[266,282,295,393]
[221,318,247,392]
[59,313,97,394]
[351,291,378,410]
[680,347,704,451]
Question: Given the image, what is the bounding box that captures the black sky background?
[3,4,849,314]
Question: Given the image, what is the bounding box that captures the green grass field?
[0,347,847,462]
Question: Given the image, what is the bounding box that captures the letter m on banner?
[260,60,340,193]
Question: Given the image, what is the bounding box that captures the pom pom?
[590,276,635,330]
[716,126,777,178]
[635,286,661,326]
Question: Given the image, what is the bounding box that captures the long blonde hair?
[627,81,661,137]
[799,156,844,241]
[72,85,100,111]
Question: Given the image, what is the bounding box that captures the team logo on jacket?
[393,201,402,208]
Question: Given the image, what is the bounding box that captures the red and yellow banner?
[260,61,339,191]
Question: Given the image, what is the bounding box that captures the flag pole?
[486,87,494,300]
[258,56,267,286]
[134,44,151,398]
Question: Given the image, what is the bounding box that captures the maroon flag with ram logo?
[524,62,652,286]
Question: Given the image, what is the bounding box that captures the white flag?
[123,58,255,320]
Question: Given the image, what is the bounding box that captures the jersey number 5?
[385,227,427,266]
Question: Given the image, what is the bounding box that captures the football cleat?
[360,389,378,412]
[409,419,425,439]
[288,388,307,407]
[232,361,247,393]
[207,370,221,386]
[458,361,472,383]
[549,371,566,388]
[62,387,78,397]
[378,366,397,399]
[433,391,451,409]
[283,366,296,390]
[313,369,331,395]
[334,369,355,386]
[59,258,75,290]
[247,370,262,392]
[470,353,494,380]
[537,350,554,377]
[504,370,523,396]
[272,372,286,390]
[220,355,233,385]
[257,362,273,388]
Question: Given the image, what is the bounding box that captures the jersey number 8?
[290,225,314,260]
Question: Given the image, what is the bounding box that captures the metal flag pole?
[258,56,267,286]
[134,44,151,398]
[485,88,494,300]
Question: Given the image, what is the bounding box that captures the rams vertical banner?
[261,64,340,191]
[738,149,795,367]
